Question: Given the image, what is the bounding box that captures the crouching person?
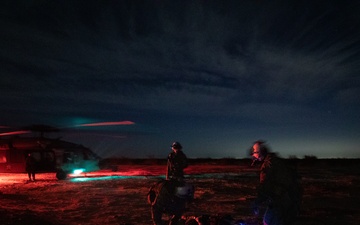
[148,179,194,225]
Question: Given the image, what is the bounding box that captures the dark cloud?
[1,0,359,158]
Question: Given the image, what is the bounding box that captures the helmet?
[175,182,194,199]
[251,140,269,156]
[171,141,182,150]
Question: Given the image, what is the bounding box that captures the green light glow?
[70,175,163,182]
[73,168,85,175]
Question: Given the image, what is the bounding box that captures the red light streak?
[77,121,135,127]
[0,130,30,136]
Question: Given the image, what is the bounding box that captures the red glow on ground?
[0,165,247,184]
[68,165,248,178]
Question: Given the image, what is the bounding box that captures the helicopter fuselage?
[0,136,100,179]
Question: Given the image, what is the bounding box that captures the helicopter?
[0,122,134,180]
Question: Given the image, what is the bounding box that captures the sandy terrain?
[0,161,360,225]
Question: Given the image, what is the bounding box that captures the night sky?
[1,0,360,159]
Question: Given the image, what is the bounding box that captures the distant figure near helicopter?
[166,142,188,181]
[26,153,37,181]
[249,140,303,225]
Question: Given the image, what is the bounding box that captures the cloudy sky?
[1,0,360,159]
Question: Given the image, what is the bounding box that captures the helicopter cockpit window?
[63,152,74,163]
[84,151,98,160]
[63,153,69,163]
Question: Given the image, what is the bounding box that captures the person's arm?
[180,151,188,169]
[255,159,274,204]
[166,158,171,180]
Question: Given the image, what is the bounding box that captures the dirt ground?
[0,161,360,225]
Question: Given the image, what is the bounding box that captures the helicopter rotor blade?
[0,120,135,137]
[73,120,135,127]
[0,130,31,136]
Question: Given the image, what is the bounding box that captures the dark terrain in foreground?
[0,158,360,225]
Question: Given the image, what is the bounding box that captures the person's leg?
[151,205,163,225]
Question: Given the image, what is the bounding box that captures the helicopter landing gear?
[56,169,68,180]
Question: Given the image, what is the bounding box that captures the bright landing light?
[73,168,85,175]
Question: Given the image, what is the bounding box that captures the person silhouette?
[26,153,36,181]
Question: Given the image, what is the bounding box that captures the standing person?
[166,142,188,180]
[26,153,37,181]
[249,140,302,225]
